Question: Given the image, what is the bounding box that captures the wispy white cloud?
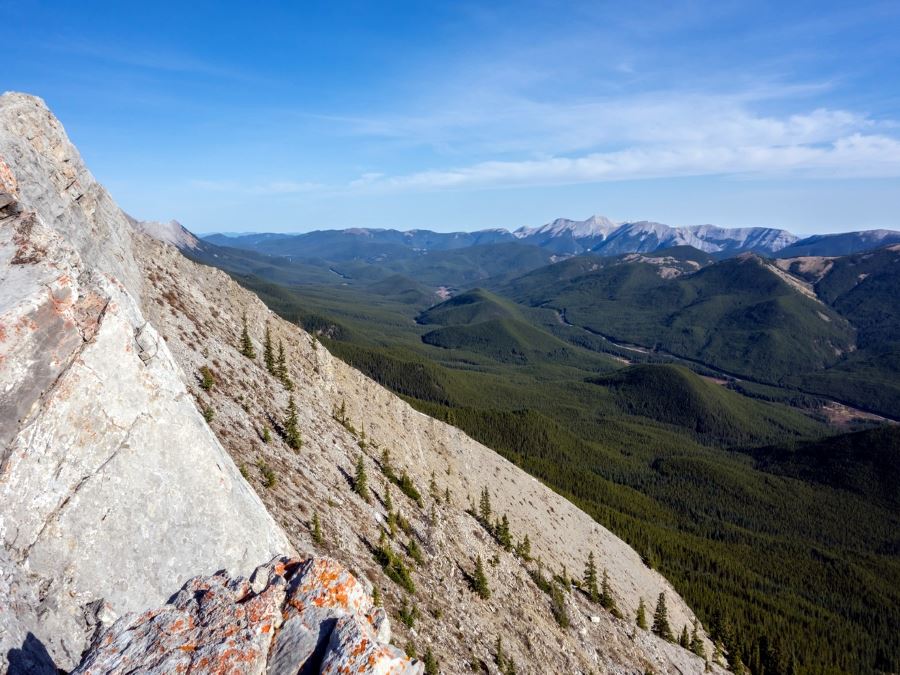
[339,94,900,191]
[193,102,900,196]
[382,134,900,190]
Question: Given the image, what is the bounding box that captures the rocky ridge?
[73,556,421,675]
[1,92,724,674]
[0,92,290,671]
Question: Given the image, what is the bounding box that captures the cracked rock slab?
[73,556,422,675]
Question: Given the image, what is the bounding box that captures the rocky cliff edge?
[0,92,291,671]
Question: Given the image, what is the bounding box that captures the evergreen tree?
[680,625,691,648]
[384,481,394,512]
[386,508,398,537]
[261,426,271,444]
[690,620,706,658]
[239,313,256,359]
[311,512,323,545]
[423,646,439,675]
[497,514,512,550]
[263,323,275,373]
[276,339,286,377]
[600,568,618,614]
[473,555,490,599]
[199,366,215,391]
[584,551,599,603]
[495,636,506,671]
[444,486,451,504]
[407,538,424,566]
[560,565,570,588]
[381,447,395,480]
[257,460,275,487]
[284,395,302,450]
[636,597,649,630]
[429,470,439,501]
[354,454,369,501]
[652,592,674,642]
[712,611,735,656]
[516,534,531,560]
[478,487,492,525]
[372,584,382,607]
[713,640,725,667]
[399,600,418,628]
[276,339,292,390]
[550,581,570,628]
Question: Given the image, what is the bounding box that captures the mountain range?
[205,215,900,260]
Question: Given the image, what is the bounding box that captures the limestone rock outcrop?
[0,92,292,671]
[73,556,422,675]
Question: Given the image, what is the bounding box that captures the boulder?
[73,556,422,675]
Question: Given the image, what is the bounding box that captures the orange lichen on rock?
[72,556,422,675]
[287,558,371,617]
[320,615,422,675]
[0,156,18,195]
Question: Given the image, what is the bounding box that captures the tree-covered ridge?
[416,288,521,326]
[749,425,900,508]
[589,364,826,446]
[502,253,856,386]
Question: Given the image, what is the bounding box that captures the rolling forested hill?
[501,253,856,385]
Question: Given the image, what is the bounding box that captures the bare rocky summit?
[1,92,725,674]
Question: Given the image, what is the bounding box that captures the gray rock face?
[0,93,292,671]
[72,556,422,675]
[0,549,57,675]
[0,92,143,300]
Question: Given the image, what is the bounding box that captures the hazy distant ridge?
[205,215,900,259]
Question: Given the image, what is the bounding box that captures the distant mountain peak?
[514,214,619,240]
[131,217,200,250]
[504,215,804,256]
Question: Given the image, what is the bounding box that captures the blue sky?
[5,1,900,234]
